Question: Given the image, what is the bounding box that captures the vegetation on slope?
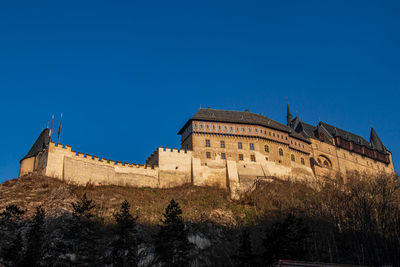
[0,172,399,266]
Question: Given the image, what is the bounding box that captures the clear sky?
[0,0,399,182]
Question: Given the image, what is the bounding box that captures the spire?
[286,100,293,126]
[370,127,387,152]
[20,128,50,162]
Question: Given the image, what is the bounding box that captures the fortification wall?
[46,142,159,187]
[19,157,35,177]
[157,147,192,188]
[22,142,315,199]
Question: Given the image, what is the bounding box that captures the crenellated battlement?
[49,141,157,170]
[158,147,191,154]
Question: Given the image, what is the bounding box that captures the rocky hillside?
[1,173,400,266]
[0,175,246,226]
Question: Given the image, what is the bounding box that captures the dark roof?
[319,122,370,147]
[178,108,310,143]
[21,128,50,162]
[370,127,387,153]
[289,117,389,154]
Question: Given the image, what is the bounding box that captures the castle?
[19,104,395,199]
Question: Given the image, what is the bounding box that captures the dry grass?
[0,174,254,226]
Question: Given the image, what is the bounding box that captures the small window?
[279,148,283,156]
[224,126,227,130]
[301,158,305,165]
[221,153,226,160]
[266,157,269,161]
[273,133,275,137]
[249,143,255,150]
[264,145,269,153]
[238,142,243,149]
[291,154,295,162]
[205,139,210,147]
[218,126,221,130]
[194,124,198,129]
[269,132,271,136]
[239,154,244,161]
[236,127,239,131]
[206,152,211,159]
[200,124,203,129]
[328,148,331,153]
[207,125,209,129]
[230,127,233,131]
[213,125,215,130]
[255,129,258,133]
[248,128,251,132]
[220,140,225,148]
[277,134,280,138]
[250,155,256,162]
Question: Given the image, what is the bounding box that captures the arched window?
[291,154,295,162]
[279,148,283,156]
[317,155,332,168]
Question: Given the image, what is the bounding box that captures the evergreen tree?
[3,232,24,266]
[262,214,310,265]
[232,228,255,267]
[0,204,26,221]
[21,206,45,266]
[67,193,98,265]
[154,199,192,267]
[111,200,139,267]
[71,193,95,220]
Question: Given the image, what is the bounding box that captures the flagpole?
[58,113,63,144]
[49,115,54,140]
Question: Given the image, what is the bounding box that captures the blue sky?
[0,0,399,182]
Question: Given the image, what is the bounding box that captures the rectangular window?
[239,154,244,161]
[250,155,256,162]
[238,142,243,149]
[205,139,210,147]
[249,143,255,150]
[221,153,226,160]
[206,152,211,159]
[220,140,225,148]
[301,158,305,165]
[264,145,269,153]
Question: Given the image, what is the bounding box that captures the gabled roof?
[178,108,310,142]
[20,128,50,162]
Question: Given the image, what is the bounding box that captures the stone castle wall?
[309,139,395,179]
[20,141,317,199]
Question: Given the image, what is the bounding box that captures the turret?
[370,127,387,153]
